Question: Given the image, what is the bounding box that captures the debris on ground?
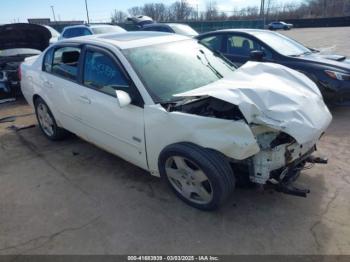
[0,98,16,104]
[0,113,34,124]
[6,124,36,131]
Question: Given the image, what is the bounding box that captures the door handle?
[78,96,91,104]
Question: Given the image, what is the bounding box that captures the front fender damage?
[145,62,332,196]
[144,104,260,176]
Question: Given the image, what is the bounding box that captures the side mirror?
[250,50,265,61]
[115,90,131,108]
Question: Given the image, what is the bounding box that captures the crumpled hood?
[0,23,51,52]
[176,62,332,144]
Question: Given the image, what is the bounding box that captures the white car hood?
[176,62,332,144]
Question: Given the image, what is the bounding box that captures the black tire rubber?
[34,97,67,141]
[158,142,235,211]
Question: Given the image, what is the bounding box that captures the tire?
[158,142,235,211]
[34,97,67,141]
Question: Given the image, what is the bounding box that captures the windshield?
[252,31,310,56]
[169,24,198,36]
[123,40,235,103]
[91,26,126,34]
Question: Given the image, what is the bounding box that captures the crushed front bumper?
[250,139,317,184]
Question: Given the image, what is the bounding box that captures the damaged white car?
[20,32,332,210]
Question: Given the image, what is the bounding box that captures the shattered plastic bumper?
[250,139,317,184]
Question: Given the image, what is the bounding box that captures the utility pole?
[51,5,56,22]
[260,0,265,28]
[85,0,90,24]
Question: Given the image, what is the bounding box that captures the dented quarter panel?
[144,104,260,176]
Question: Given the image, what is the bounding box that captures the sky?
[0,0,304,24]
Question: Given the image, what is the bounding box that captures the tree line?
[111,0,350,23]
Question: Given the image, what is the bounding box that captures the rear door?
[41,45,88,138]
[76,45,148,169]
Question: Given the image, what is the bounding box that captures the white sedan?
[20,32,332,210]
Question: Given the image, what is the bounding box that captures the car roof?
[144,23,187,27]
[63,24,118,30]
[198,28,270,36]
[63,25,89,30]
[89,24,117,28]
[59,31,190,49]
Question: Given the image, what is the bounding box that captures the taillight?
[18,63,22,81]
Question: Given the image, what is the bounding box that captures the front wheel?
[35,97,67,140]
[159,143,235,210]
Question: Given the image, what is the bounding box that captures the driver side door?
[76,45,148,169]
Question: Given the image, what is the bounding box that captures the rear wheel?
[159,143,235,210]
[35,97,67,140]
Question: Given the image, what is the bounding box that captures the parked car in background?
[43,25,60,44]
[141,23,198,37]
[59,24,126,40]
[268,21,293,30]
[20,32,331,210]
[0,23,50,99]
[197,29,350,105]
[126,15,154,28]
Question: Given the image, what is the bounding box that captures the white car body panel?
[144,104,260,175]
[20,33,332,185]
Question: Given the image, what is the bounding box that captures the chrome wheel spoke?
[173,156,188,170]
[181,184,194,199]
[194,186,212,202]
[166,167,184,182]
[193,170,208,183]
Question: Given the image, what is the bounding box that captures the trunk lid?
[0,23,51,52]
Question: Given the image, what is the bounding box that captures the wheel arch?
[32,94,63,128]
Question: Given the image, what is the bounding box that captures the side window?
[43,48,54,72]
[83,50,129,97]
[199,35,223,51]
[52,47,81,81]
[142,27,156,32]
[225,35,272,58]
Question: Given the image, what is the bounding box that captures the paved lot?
[0,27,350,255]
[281,27,350,57]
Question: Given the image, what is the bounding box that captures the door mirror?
[115,90,131,108]
[250,50,265,61]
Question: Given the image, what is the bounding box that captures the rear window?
[51,47,81,81]
[63,27,92,38]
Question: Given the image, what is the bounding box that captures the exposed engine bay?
[0,56,25,98]
[0,23,51,100]
[162,95,328,197]
[164,96,245,121]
